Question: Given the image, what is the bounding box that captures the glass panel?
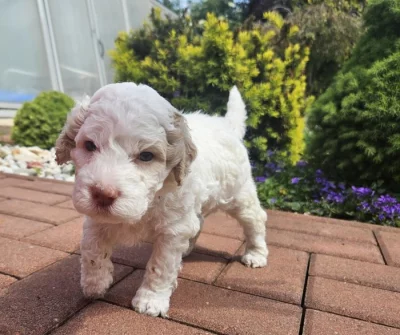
[0,0,52,103]
[126,0,152,30]
[47,0,101,98]
[92,0,126,83]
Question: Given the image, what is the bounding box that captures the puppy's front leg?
[80,218,116,298]
[132,233,188,317]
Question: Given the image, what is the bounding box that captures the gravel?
[0,144,75,182]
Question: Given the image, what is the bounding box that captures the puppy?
[55,83,268,317]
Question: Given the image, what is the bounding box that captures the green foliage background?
[12,91,75,149]
[111,9,312,164]
[307,0,400,190]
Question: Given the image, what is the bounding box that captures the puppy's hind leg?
[227,182,268,268]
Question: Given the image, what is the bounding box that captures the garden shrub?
[12,91,75,149]
[306,0,400,191]
[110,8,312,164]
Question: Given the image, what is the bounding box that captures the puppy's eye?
[84,141,97,152]
[139,152,153,162]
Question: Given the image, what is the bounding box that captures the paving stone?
[309,254,400,293]
[0,274,16,289]
[56,199,75,210]
[111,243,227,285]
[15,179,74,196]
[0,255,132,335]
[376,231,400,267]
[270,210,400,235]
[104,269,144,307]
[268,215,376,244]
[202,212,244,240]
[0,177,25,188]
[170,278,302,335]
[305,276,400,328]
[194,233,243,259]
[215,245,308,304]
[0,199,80,225]
[0,214,52,239]
[112,242,153,269]
[303,309,400,335]
[52,301,212,335]
[268,228,384,264]
[0,186,68,205]
[181,252,228,284]
[0,236,68,278]
[105,271,302,335]
[23,217,84,253]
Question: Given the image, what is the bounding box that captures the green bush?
[111,9,312,164]
[306,0,400,191]
[12,91,75,149]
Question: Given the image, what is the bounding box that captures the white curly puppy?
[55,82,268,317]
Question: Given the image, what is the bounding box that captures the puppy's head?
[55,83,197,224]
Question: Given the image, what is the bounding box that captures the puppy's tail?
[225,86,247,139]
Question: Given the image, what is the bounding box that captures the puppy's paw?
[241,251,268,268]
[81,272,113,299]
[132,289,170,318]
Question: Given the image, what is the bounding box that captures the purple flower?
[291,177,301,184]
[173,90,181,98]
[360,201,371,212]
[255,176,266,183]
[270,198,277,204]
[351,186,374,197]
[296,160,307,167]
[325,191,345,204]
[266,150,274,157]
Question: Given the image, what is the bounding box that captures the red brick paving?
[0,255,132,335]
[53,302,213,335]
[268,215,376,244]
[0,236,68,277]
[0,186,68,205]
[55,199,75,209]
[23,217,84,252]
[0,273,16,290]
[303,309,400,335]
[0,173,399,334]
[215,245,308,304]
[375,230,400,267]
[268,227,384,263]
[305,276,400,328]
[194,232,243,259]
[0,199,80,224]
[309,254,400,292]
[0,213,52,239]
[169,279,302,335]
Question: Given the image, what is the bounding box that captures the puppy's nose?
[90,185,119,207]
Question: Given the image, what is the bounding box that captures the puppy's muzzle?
[90,185,120,208]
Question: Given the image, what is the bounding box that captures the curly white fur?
[56,83,268,317]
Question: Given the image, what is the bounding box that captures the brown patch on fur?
[55,103,89,165]
[166,112,197,186]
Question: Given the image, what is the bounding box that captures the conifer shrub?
[307,0,400,190]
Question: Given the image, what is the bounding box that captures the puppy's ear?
[55,97,90,165]
[167,112,197,186]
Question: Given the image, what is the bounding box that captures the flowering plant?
[255,153,400,227]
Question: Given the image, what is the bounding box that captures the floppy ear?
[55,97,90,165]
[167,112,197,186]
